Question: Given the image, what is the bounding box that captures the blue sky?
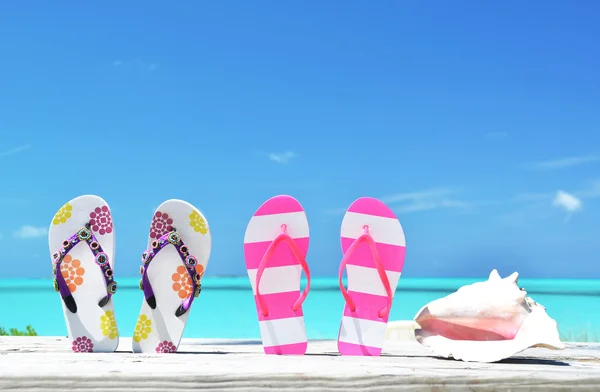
[1,1,599,279]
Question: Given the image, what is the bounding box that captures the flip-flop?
[337,197,406,356]
[243,195,311,355]
[132,199,211,353]
[48,195,119,353]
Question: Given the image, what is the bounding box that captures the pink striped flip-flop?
[243,195,311,355]
[337,197,406,356]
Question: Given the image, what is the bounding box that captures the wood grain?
[1,337,599,391]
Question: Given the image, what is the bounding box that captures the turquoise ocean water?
[1,277,599,341]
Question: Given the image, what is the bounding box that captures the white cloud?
[0,144,31,158]
[327,188,472,215]
[525,155,599,170]
[553,190,582,212]
[268,151,297,164]
[395,199,470,213]
[553,190,582,222]
[380,188,454,203]
[381,188,471,214]
[13,225,48,239]
[499,181,600,225]
[512,180,600,205]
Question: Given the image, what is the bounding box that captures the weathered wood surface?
[1,336,599,391]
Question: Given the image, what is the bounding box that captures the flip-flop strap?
[255,224,311,317]
[139,230,203,317]
[52,225,117,314]
[338,225,393,318]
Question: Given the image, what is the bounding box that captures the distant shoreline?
[3,275,600,280]
[1,276,599,297]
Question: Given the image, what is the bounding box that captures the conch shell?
[414,269,565,362]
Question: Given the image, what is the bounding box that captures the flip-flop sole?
[337,197,406,356]
[132,199,211,353]
[48,195,119,353]
[243,195,310,355]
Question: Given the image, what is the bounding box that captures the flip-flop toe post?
[244,195,311,355]
[132,199,212,353]
[48,195,119,353]
[337,197,406,356]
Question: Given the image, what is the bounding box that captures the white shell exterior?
[414,269,565,362]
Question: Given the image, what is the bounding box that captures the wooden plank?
[1,336,599,391]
